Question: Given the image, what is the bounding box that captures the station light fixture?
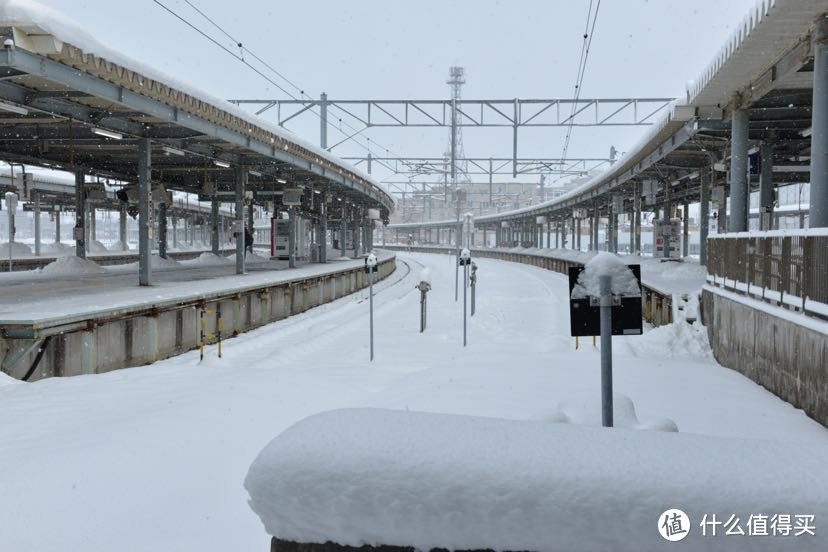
[800,127,812,138]
[0,101,28,116]
[249,170,263,177]
[162,146,185,156]
[91,127,123,140]
[213,160,231,168]
[277,178,287,184]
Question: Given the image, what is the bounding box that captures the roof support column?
[634,184,642,255]
[234,165,246,275]
[33,190,40,256]
[74,170,85,259]
[288,205,296,268]
[607,199,615,254]
[54,209,61,245]
[699,166,710,266]
[119,205,127,251]
[319,193,328,263]
[809,20,828,228]
[759,142,775,230]
[682,201,689,258]
[211,194,219,256]
[729,107,750,232]
[137,138,151,286]
[158,201,167,259]
[576,217,582,251]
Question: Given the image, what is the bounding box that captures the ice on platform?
[245,408,828,552]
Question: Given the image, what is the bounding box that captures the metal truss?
[229,98,674,128]
[341,156,612,178]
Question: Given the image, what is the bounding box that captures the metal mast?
[447,66,471,190]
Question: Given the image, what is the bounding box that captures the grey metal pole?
[55,209,61,245]
[234,166,246,274]
[463,262,468,347]
[171,215,177,250]
[682,201,689,258]
[341,206,348,257]
[634,184,642,255]
[119,205,127,251]
[288,205,296,268]
[700,166,710,266]
[810,23,828,227]
[320,92,328,150]
[759,142,774,230]
[369,268,374,361]
[320,194,328,263]
[137,138,151,285]
[599,274,614,428]
[730,107,750,232]
[74,170,86,259]
[33,190,40,256]
[158,201,167,259]
[454,221,461,301]
[450,97,457,182]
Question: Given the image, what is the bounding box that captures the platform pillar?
[700,165,710,265]
[54,209,61,244]
[288,205,296,268]
[319,193,328,263]
[340,205,348,257]
[33,190,41,256]
[810,19,828,228]
[729,107,749,232]
[682,201,689,257]
[234,165,246,275]
[74,170,86,259]
[138,138,151,286]
[158,201,168,259]
[759,142,775,230]
[119,205,127,251]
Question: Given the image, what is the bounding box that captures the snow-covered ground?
[0,252,825,551]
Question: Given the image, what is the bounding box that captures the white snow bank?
[531,390,678,432]
[108,240,130,252]
[246,408,828,552]
[0,370,20,386]
[626,321,714,361]
[0,241,32,257]
[39,256,106,275]
[181,252,232,266]
[571,252,640,299]
[418,267,431,284]
[87,240,108,253]
[39,242,74,256]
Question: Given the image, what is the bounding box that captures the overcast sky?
[35,0,759,190]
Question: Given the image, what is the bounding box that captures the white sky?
[35,0,760,190]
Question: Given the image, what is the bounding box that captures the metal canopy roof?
[0,22,394,220]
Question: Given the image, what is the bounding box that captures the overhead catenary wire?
[561,0,602,162]
[151,0,399,176]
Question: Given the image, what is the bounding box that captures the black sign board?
[568,265,643,337]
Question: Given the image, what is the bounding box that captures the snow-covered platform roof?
[0,1,394,218]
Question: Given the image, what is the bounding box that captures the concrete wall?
[2,256,395,381]
[702,287,828,427]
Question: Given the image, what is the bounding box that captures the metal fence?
[707,233,828,310]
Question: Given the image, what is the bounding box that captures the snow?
[39,241,74,255]
[180,252,233,267]
[108,240,130,252]
[39,255,106,275]
[87,239,108,253]
[0,240,32,257]
[708,227,828,239]
[245,407,827,552]
[0,0,387,198]
[0,370,20,386]
[419,267,431,284]
[0,251,826,552]
[571,252,641,299]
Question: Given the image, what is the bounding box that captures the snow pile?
[419,267,431,284]
[108,241,130,252]
[0,370,20,387]
[0,241,32,257]
[39,242,73,256]
[626,321,714,361]
[571,252,640,299]
[39,256,106,275]
[151,254,180,269]
[182,252,233,266]
[87,240,108,254]
[246,408,828,552]
[532,391,678,432]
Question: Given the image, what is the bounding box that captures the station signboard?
[568,265,643,337]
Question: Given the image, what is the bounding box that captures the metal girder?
[342,156,612,177]
[229,98,675,128]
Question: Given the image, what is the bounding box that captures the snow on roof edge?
[0,0,393,208]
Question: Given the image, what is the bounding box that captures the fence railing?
[706,230,828,317]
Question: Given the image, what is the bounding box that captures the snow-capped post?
[365,252,378,361]
[568,253,644,428]
[416,268,431,333]
[5,192,17,272]
[470,261,477,316]
[598,274,614,427]
[459,248,471,346]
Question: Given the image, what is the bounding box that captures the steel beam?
[729,108,750,232]
[234,166,246,275]
[137,138,151,286]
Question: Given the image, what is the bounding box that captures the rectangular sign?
[568,265,643,337]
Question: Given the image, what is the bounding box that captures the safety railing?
[706,229,828,318]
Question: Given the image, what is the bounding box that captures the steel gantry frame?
[229,96,674,188]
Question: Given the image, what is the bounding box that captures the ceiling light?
[0,101,28,116]
[313,189,321,194]
[800,127,812,138]
[162,146,185,156]
[92,127,123,140]
[277,178,287,184]
[249,170,262,177]
[213,160,231,168]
